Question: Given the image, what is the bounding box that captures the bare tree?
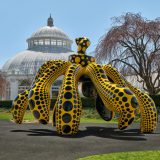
[96,13,160,95]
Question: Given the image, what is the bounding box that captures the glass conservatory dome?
[2,15,74,75]
[27,15,73,53]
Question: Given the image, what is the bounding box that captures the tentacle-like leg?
[55,64,84,135]
[11,60,64,123]
[103,65,157,133]
[86,63,139,130]
[34,60,60,82]
[28,61,71,124]
[11,90,29,123]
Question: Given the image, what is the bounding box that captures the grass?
[78,150,160,160]
[0,107,110,123]
[0,108,35,122]
[0,107,140,123]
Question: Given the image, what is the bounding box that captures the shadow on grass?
[11,126,146,141]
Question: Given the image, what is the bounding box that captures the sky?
[0,0,160,68]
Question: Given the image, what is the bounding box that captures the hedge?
[0,100,13,109]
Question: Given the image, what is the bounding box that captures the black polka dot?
[38,106,42,110]
[66,81,71,85]
[62,113,72,123]
[20,97,24,100]
[36,101,40,105]
[14,111,17,115]
[69,70,73,73]
[118,92,124,97]
[67,74,72,77]
[126,108,130,112]
[119,101,122,105]
[122,97,127,102]
[99,69,104,73]
[35,92,39,95]
[131,97,138,108]
[29,99,35,110]
[33,110,40,119]
[114,89,119,93]
[116,97,119,101]
[17,100,21,104]
[62,125,71,134]
[124,89,133,95]
[127,114,131,118]
[63,101,73,111]
[64,92,72,99]
[14,105,19,110]
[125,103,129,107]
[128,117,134,125]
[35,96,39,100]
[65,86,71,91]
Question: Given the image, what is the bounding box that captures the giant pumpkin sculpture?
[11,37,157,135]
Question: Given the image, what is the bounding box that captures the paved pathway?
[0,120,160,160]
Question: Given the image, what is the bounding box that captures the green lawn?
[0,107,140,123]
[78,150,160,160]
[0,108,35,122]
[0,107,106,123]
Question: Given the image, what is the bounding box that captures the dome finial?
[47,14,54,27]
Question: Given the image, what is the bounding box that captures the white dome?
[29,26,71,40]
[2,50,74,75]
[26,26,73,53]
[26,16,73,53]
